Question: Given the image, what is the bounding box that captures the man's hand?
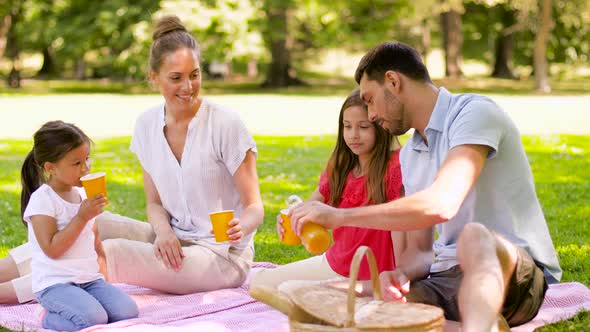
[153,230,184,271]
[288,201,342,236]
[380,270,411,302]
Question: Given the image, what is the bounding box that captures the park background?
[1,0,589,330]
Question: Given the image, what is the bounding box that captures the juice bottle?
[279,209,301,246]
[283,195,331,255]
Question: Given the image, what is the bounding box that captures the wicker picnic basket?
[284,246,445,332]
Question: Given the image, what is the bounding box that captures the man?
[290,42,561,332]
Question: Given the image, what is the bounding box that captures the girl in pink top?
[251,89,402,289]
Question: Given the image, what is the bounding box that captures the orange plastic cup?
[300,223,331,255]
[80,172,108,204]
[209,210,233,242]
[280,209,301,246]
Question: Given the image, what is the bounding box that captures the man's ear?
[385,70,402,94]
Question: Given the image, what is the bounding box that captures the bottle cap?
[285,195,303,210]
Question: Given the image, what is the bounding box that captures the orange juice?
[280,195,331,254]
[209,210,233,242]
[280,209,301,245]
[80,172,108,204]
[300,222,331,254]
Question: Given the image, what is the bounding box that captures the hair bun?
[153,15,187,40]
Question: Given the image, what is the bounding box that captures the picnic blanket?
[0,263,589,332]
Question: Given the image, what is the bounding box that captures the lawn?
[3,75,590,96]
[0,134,589,331]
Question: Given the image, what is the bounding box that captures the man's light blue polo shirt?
[400,87,562,281]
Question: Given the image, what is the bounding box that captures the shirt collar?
[425,87,452,133]
[159,99,205,127]
[406,87,452,152]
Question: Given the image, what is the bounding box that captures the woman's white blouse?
[130,99,258,250]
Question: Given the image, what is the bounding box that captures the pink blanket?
[0,263,588,332]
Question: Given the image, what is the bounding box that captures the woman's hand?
[153,230,184,271]
[227,218,244,245]
[276,214,285,241]
[209,218,244,244]
[77,194,107,222]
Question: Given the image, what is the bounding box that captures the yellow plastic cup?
[80,172,108,204]
[209,210,233,242]
[280,209,301,246]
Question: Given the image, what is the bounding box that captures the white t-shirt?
[130,99,258,250]
[400,88,562,281]
[23,184,102,293]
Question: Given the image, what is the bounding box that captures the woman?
[97,14,263,294]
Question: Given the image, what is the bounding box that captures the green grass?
[2,75,590,97]
[1,134,589,330]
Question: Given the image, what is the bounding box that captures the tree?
[384,0,437,62]
[440,0,464,78]
[19,0,59,77]
[491,3,518,78]
[49,0,160,80]
[0,13,9,58]
[5,0,22,88]
[258,0,304,87]
[175,0,263,79]
[534,0,553,93]
[479,0,535,79]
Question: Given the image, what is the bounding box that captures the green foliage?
[3,0,589,84]
[161,0,262,64]
[461,0,590,68]
[53,0,160,79]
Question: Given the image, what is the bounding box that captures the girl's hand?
[154,230,184,271]
[227,218,243,245]
[276,214,285,241]
[77,194,107,222]
[379,270,411,303]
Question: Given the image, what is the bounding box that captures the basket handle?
[344,245,382,327]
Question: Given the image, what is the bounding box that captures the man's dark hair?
[354,42,431,84]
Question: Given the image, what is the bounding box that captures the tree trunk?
[492,5,517,79]
[534,0,553,93]
[420,19,430,63]
[0,15,10,58]
[6,3,21,88]
[261,0,304,87]
[75,58,86,80]
[37,46,57,77]
[247,59,258,78]
[441,9,463,78]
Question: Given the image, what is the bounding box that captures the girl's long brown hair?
[326,89,399,206]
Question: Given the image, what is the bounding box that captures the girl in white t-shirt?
[21,121,138,331]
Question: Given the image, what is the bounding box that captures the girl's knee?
[249,268,280,290]
[109,300,139,322]
[88,309,109,326]
[73,306,108,329]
